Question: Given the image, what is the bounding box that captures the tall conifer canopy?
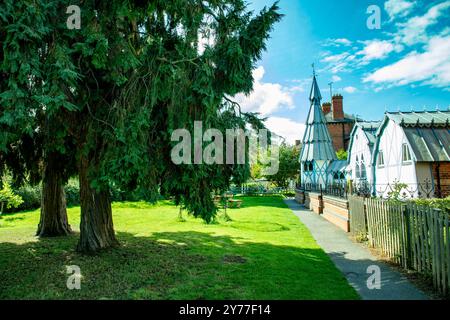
[0,0,282,252]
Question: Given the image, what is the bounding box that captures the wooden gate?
[348,195,367,238]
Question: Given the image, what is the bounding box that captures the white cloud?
[322,52,350,63]
[234,67,295,116]
[265,117,306,145]
[321,53,357,73]
[357,40,402,62]
[289,85,306,93]
[289,78,310,92]
[343,86,357,93]
[318,1,450,91]
[395,1,450,45]
[323,38,352,47]
[334,38,352,46]
[363,35,450,88]
[332,75,342,82]
[384,0,417,20]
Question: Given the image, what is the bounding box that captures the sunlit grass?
[0,196,358,300]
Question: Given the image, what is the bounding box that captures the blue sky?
[234,0,450,143]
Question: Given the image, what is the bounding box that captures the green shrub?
[244,184,267,195]
[64,178,80,206]
[0,182,24,214]
[14,184,41,212]
[3,176,164,212]
[411,197,450,212]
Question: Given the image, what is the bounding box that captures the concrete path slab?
[284,199,429,300]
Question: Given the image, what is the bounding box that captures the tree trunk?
[36,153,72,237]
[76,156,118,253]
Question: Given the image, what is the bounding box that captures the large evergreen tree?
[1,0,282,253]
[0,1,76,236]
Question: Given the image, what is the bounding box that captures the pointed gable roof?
[374,110,450,162]
[300,75,337,162]
[309,75,322,102]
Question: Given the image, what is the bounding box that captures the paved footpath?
[284,199,430,300]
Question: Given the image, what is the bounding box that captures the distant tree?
[336,149,348,160]
[250,163,263,180]
[266,144,300,188]
[0,181,23,216]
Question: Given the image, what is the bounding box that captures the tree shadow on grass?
[0,230,359,300]
[1,216,25,222]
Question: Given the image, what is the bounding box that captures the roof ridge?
[387,110,450,115]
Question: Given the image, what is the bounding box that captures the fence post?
[402,204,412,269]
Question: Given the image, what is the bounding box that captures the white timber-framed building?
[371,111,450,198]
[346,121,381,194]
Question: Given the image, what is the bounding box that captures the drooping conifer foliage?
[0,1,77,236]
[0,0,282,252]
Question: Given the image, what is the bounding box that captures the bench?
[227,199,243,208]
[212,194,243,208]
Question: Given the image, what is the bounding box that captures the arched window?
[303,162,314,172]
[360,154,367,179]
[355,156,360,178]
[378,150,385,167]
[361,163,367,179]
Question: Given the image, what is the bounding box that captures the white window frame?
[378,150,385,168]
[402,143,412,164]
[355,155,360,179]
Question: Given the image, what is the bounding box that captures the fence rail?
[352,180,440,199]
[229,181,295,195]
[297,183,348,199]
[299,180,443,200]
[348,196,450,295]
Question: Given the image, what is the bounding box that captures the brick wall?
[299,192,351,232]
[322,195,350,232]
[295,189,305,204]
[327,122,354,152]
[432,163,450,197]
[305,192,322,214]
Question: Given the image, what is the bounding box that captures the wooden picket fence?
[348,195,366,239]
[349,196,450,295]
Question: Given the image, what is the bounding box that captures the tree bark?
[36,153,72,237]
[76,156,118,253]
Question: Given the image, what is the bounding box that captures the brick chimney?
[322,102,331,115]
[332,94,344,120]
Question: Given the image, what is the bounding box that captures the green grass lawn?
[0,196,359,300]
